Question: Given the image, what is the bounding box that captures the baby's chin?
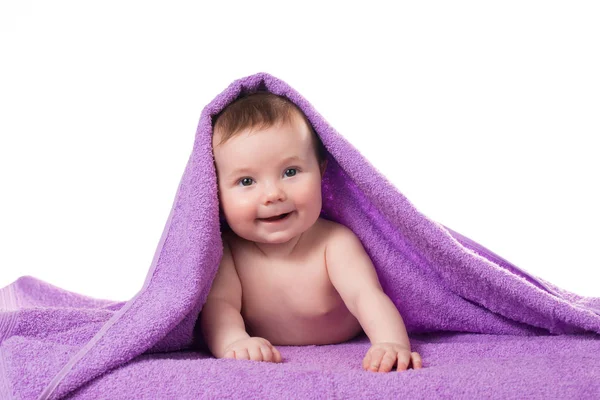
[246,228,304,244]
[234,225,312,244]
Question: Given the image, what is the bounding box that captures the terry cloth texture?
[1,72,599,399]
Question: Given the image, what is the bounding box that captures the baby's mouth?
[259,212,291,222]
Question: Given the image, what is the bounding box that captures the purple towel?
[1,72,599,399]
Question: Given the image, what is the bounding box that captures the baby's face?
[212,113,326,244]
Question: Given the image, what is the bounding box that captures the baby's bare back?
[225,218,364,346]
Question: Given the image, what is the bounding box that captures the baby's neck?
[252,232,304,259]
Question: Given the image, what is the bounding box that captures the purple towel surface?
[1,72,599,399]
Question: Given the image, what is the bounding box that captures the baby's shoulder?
[316,218,356,245]
[319,219,368,257]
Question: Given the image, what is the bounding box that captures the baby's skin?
[202,110,422,372]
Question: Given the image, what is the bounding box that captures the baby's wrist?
[371,340,411,350]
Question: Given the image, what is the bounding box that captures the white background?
[1,1,598,301]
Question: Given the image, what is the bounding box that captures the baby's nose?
[263,183,286,202]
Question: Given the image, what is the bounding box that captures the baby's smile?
[258,211,294,223]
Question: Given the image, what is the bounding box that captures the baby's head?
[212,92,328,244]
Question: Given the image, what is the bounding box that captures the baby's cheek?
[295,181,318,204]
[219,196,238,222]
[223,195,255,222]
[297,183,323,217]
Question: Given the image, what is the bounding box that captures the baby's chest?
[236,256,341,315]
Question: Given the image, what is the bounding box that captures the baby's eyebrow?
[228,156,302,177]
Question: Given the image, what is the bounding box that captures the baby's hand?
[223,337,282,363]
[363,342,422,372]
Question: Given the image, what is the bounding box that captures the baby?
[201,92,422,373]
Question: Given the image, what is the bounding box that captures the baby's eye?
[238,177,253,187]
[237,168,298,187]
[285,168,298,177]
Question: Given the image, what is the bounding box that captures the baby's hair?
[212,92,327,166]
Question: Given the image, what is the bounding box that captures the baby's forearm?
[200,298,250,357]
[355,289,411,348]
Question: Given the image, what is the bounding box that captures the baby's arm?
[326,225,422,372]
[200,240,281,362]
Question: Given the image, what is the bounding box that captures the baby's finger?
[379,352,397,373]
[410,352,423,369]
[223,350,235,359]
[272,346,283,363]
[247,345,263,361]
[362,353,371,370]
[395,352,410,371]
[235,348,250,360]
[259,345,274,362]
[368,349,385,372]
